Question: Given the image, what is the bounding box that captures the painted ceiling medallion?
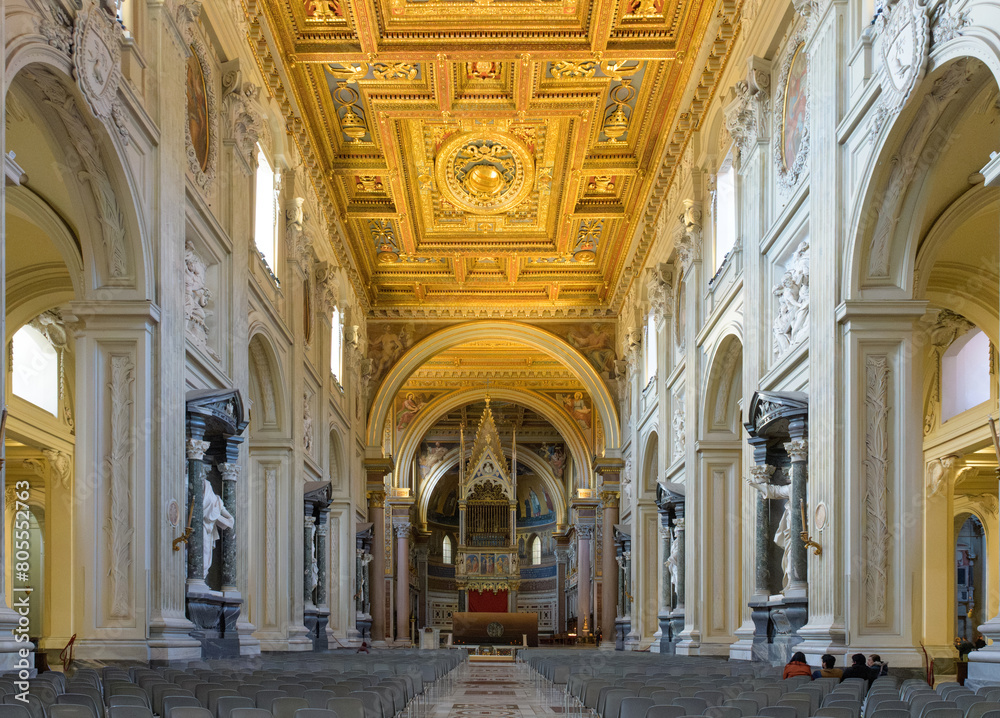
[435,131,535,216]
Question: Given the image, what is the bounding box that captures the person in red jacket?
[783,651,813,679]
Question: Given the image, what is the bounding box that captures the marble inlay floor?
[428,663,567,717]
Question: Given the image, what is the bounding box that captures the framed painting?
[185,38,217,189]
[186,47,210,172]
[774,34,810,191]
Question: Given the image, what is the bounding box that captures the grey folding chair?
[621,698,655,718]
[324,698,365,718]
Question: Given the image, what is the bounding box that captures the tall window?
[442,535,452,564]
[12,325,59,416]
[645,312,658,385]
[942,329,991,421]
[254,144,278,273]
[714,155,737,273]
[330,306,343,383]
[531,536,542,566]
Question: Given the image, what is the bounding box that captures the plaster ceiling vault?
[260,0,731,313]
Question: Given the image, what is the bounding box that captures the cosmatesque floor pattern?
[428,662,566,717]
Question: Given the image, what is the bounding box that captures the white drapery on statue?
[203,478,234,577]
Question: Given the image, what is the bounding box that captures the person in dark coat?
[813,654,843,679]
[840,653,872,683]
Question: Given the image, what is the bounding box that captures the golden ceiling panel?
[263,0,726,312]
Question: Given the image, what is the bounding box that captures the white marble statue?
[746,474,791,590]
[665,527,680,602]
[203,478,234,577]
[309,524,320,595]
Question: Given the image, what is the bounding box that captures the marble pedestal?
[615,618,629,651]
[657,610,684,654]
[187,587,242,659]
[749,595,808,665]
[354,615,372,645]
[304,606,330,650]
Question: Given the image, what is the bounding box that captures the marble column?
[601,488,620,640]
[355,548,365,614]
[304,515,317,609]
[577,525,593,635]
[367,489,386,642]
[218,462,239,592]
[395,523,411,643]
[415,546,429,628]
[658,521,671,613]
[186,434,211,590]
[785,436,809,598]
[616,546,626,618]
[555,546,568,634]
[316,516,329,609]
[750,464,776,596]
[361,552,372,615]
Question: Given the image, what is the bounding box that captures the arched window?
[330,306,343,383]
[12,325,59,416]
[442,535,452,564]
[942,329,991,421]
[531,536,542,566]
[644,312,657,385]
[714,153,737,273]
[254,143,278,273]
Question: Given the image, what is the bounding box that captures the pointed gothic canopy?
[464,397,512,497]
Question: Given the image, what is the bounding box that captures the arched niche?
[702,333,744,436]
[248,332,286,435]
[393,388,592,494]
[365,322,620,454]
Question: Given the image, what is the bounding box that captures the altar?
[452,611,539,647]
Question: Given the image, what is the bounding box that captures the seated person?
[813,654,843,679]
[783,651,813,679]
[841,653,872,684]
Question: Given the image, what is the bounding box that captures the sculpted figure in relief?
[185,240,212,345]
[203,478,234,577]
[746,474,791,590]
[772,240,810,358]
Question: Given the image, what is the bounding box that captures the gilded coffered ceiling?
[258,0,733,313]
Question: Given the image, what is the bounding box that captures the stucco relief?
[772,240,810,360]
[864,355,890,625]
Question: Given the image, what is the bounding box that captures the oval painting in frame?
[186,46,210,173]
[781,41,808,172]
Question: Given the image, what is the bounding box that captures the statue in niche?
[184,240,212,347]
[746,474,791,590]
[309,523,320,598]
[665,527,680,604]
[622,457,633,506]
[772,240,810,359]
[203,478,234,577]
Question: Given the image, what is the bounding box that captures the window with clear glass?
[645,313,658,385]
[442,535,452,564]
[942,329,991,422]
[330,306,343,382]
[12,325,59,416]
[531,536,542,566]
[714,155,737,273]
[254,144,278,272]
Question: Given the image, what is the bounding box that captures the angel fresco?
[567,324,616,375]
